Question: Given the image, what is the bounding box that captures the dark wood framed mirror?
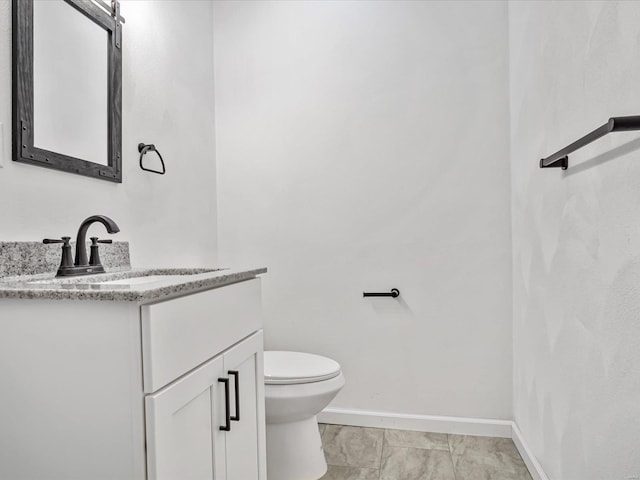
[12,0,124,183]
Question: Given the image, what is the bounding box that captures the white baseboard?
[318,407,513,438]
[318,407,549,480]
[512,423,550,480]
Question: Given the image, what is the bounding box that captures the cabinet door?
[223,331,267,480]
[146,354,227,480]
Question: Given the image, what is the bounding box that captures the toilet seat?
[264,351,341,385]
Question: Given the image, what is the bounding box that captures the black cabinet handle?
[229,370,240,422]
[218,378,231,432]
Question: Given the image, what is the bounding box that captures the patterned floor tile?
[384,429,449,451]
[320,465,380,480]
[448,435,533,480]
[322,425,385,469]
[318,426,535,480]
[380,445,455,480]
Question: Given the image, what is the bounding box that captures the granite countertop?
[0,267,267,302]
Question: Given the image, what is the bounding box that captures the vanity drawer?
[141,278,261,392]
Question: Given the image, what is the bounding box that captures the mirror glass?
[32,0,108,165]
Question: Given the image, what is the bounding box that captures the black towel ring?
[138,143,166,175]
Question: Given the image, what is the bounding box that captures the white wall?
[0,0,217,267]
[214,0,513,419]
[510,1,640,479]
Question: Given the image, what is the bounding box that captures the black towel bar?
[540,115,640,170]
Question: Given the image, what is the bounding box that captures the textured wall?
[214,1,513,419]
[0,1,217,268]
[509,1,640,479]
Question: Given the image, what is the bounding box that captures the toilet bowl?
[264,351,345,480]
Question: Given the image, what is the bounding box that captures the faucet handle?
[89,237,113,246]
[89,237,112,266]
[43,236,71,245]
[43,237,73,270]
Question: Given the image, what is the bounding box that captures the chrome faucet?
[44,215,120,277]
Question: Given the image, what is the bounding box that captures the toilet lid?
[264,351,341,385]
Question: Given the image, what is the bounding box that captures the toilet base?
[266,415,327,480]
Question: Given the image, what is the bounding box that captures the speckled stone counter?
[0,267,267,302]
[0,241,266,302]
[0,241,131,277]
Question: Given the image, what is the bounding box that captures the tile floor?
[318,424,533,480]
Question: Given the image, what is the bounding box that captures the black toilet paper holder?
[363,288,400,298]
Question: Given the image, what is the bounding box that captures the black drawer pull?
[218,378,231,431]
[229,370,240,422]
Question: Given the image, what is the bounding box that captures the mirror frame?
[12,0,123,183]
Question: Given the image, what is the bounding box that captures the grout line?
[378,428,386,473]
[447,434,459,480]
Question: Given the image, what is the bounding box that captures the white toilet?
[264,351,345,480]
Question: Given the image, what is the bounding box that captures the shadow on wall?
[563,137,640,176]
[365,296,415,317]
[585,259,640,480]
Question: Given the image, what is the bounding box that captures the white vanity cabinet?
[0,276,266,480]
[146,353,227,480]
[146,332,264,480]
